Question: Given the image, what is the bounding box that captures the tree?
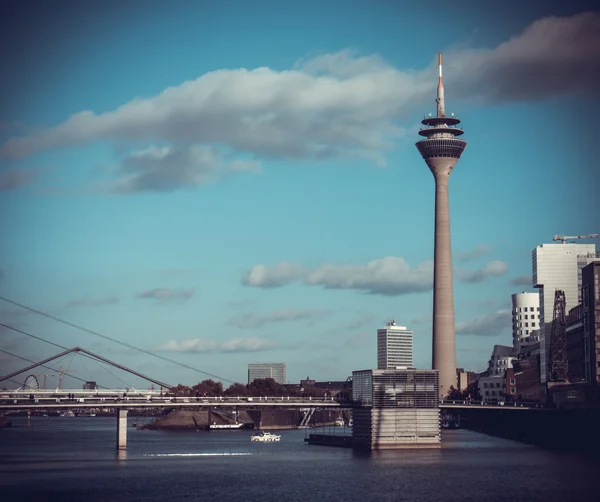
[224,382,249,396]
[247,378,286,396]
[446,385,462,400]
[191,379,223,396]
[168,384,192,396]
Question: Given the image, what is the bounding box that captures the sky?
[1,0,599,389]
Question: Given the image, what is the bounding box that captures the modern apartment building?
[247,362,286,385]
[551,259,600,407]
[478,345,515,404]
[511,292,540,353]
[581,261,600,388]
[532,242,596,383]
[377,320,413,370]
[487,345,515,376]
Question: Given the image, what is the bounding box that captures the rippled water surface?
[1,416,598,501]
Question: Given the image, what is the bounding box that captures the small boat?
[334,418,345,427]
[250,431,281,442]
[209,423,245,430]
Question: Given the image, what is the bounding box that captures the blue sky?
[1,0,598,389]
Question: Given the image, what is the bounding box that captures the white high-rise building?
[377,321,413,369]
[511,292,540,353]
[247,363,286,385]
[532,242,596,384]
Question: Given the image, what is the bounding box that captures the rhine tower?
[415,53,467,397]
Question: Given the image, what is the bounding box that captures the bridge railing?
[0,393,346,405]
[439,399,549,409]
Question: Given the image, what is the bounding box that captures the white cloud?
[242,262,306,288]
[444,11,600,103]
[510,275,532,286]
[305,257,434,296]
[456,309,512,336]
[228,308,331,328]
[456,260,509,283]
[135,288,195,301]
[456,245,491,262]
[2,11,596,193]
[107,145,259,193]
[242,257,509,296]
[158,337,277,353]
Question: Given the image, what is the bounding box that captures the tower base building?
[351,369,440,449]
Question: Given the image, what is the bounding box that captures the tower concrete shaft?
[415,53,467,398]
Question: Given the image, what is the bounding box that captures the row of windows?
[519,335,540,344]
[515,322,536,328]
[483,382,503,388]
[415,139,467,159]
[516,329,536,336]
[514,307,539,312]
[513,314,540,320]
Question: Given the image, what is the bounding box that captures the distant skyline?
[1,0,599,388]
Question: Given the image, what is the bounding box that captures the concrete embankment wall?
[141,408,345,431]
[457,407,600,454]
[247,409,343,430]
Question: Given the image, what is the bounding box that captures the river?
[0,416,598,501]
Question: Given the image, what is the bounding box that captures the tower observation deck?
[415,53,467,398]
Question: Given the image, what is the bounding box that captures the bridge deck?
[0,397,545,411]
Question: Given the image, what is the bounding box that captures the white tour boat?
[209,423,245,430]
[250,431,281,442]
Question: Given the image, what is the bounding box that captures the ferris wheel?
[23,374,40,391]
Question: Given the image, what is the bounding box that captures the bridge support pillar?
[116,409,128,450]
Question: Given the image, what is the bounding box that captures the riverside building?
[533,241,596,383]
[512,292,540,353]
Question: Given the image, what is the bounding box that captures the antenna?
[437,52,445,118]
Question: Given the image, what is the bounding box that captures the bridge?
[0,305,562,453]
[0,391,545,450]
[0,391,546,412]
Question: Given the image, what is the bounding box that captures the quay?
[305,433,353,448]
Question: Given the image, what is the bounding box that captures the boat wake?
[144,453,253,457]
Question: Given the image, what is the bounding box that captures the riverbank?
[139,408,346,431]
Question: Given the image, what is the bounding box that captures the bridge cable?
[0,296,234,384]
[0,347,110,389]
[0,322,66,351]
[1,323,162,388]
[1,323,169,389]
[87,354,133,389]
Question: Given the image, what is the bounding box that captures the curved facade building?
[511,292,540,353]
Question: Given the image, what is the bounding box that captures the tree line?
[166,378,340,398]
